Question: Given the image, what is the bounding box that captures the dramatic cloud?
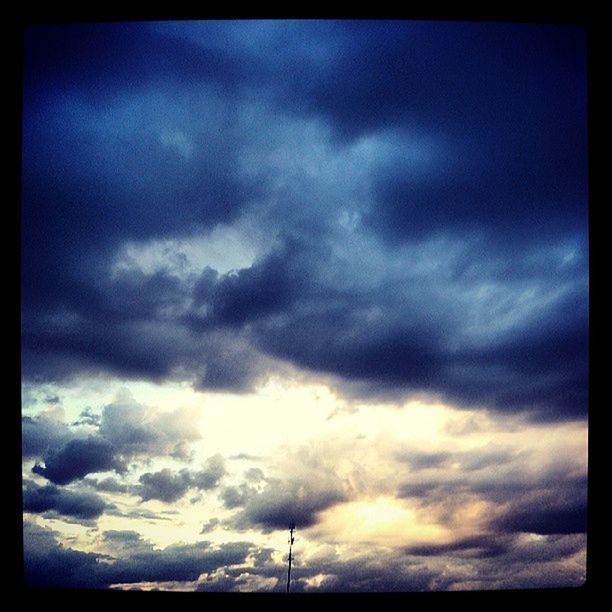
[23,521,105,589]
[396,443,587,540]
[190,454,226,490]
[22,410,73,458]
[100,532,253,585]
[226,449,350,531]
[21,19,588,592]
[491,479,587,536]
[23,521,255,589]
[23,480,107,520]
[21,21,588,419]
[24,390,202,484]
[138,455,226,503]
[138,469,192,503]
[239,480,347,531]
[97,391,201,458]
[32,437,123,485]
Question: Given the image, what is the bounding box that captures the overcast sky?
[21,19,588,592]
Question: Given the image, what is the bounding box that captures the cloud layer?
[22,20,588,419]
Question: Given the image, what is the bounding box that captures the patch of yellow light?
[449,499,496,531]
[315,496,449,547]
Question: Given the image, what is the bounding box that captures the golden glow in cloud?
[314,496,450,547]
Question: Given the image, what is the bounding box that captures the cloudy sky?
[21,19,588,592]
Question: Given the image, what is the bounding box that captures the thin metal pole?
[286,522,295,593]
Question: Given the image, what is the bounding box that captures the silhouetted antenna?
[286,521,296,593]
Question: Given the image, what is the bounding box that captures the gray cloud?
[396,442,587,538]
[201,518,221,534]
[221,483,256,510]
[23,521,106,588]
[490,481,587,536]
[23,520,255,589]
[234,477,347,532]
[107,540,253,585]
[196,530,586,592]
[137,456,227,503]
[89,476,129,494]
[22,516,586,592]
[23,479,107,520]
[105,507,174,521]
[25,391,202,485]
[138,468,192,503]
[32,436,124,485]
[71,407,101,427]
[22,412,72,458]
[20,21,588,592]
[404,534,514,559]
[97,391,200,457]
[190,454,226,490]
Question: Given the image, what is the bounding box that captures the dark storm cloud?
[23,480,107,520]
[23,23,254,107]
[231,238,587,417]
[23,520,254,589]
[491,478,587,535]
[496,505,587,536]
[300,22,588,244]
[84,528,587,592]
[106,540,252,585]
[23,519,584,592]
[187,243,300,330]
[23,521,106,589]
[402,531,586,591]
[22,24,265,372]
[22,21,588,419]
[290,557,440,593]
[32,436,123,485]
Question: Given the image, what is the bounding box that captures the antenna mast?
[286,521,295,593]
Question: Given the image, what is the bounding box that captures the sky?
[21,19,589,592]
